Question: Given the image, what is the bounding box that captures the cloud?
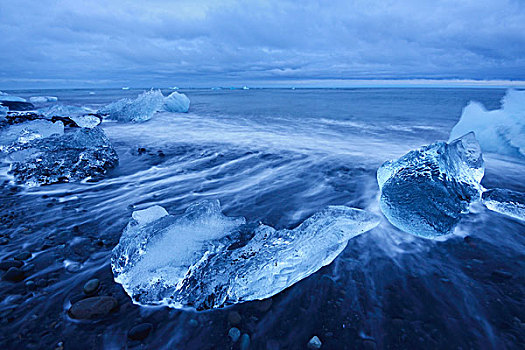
[0,0,524,88]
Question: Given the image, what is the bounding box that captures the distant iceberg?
[112,200,379,310]
[377,132,484,238]
[99,90,165,122]
[449,89,525,158]
[163,91,190,113]
[29,96,58,103]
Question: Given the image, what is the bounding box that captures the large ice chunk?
[112,200,379,310]
[99,90,164,122]
[5,127,118,186]
[163,92,190,113]
[482,188,525,221]
[450,89,525,158]
[1,116,117,186]
[377,132,484,238]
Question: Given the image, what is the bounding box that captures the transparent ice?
[377,132,484,238]
[163,92,190,113]
[100,90,164,122]
[0,120,64,152]
[482,188,525,221]
[449,89,525,158]
[112,200,379,310]
[1,121,117,186]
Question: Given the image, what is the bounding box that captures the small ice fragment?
[132,205,169,225]
[70,115,101,128]
[0,105,7,120]
[450,89,525,158]
[163,92,190,113]
[482,188,525,221]
[112,200,379,310]
[29,96,58,103]
[0,93,26,102]
[40,104,95,118]
[377,132,484,238]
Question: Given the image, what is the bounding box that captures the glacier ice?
[163,92,190,113]
[449,89,525,158]
[482,188,525,221]
[29,96,58,103]
[112,200,379,310]
[0,113,117,186]
[377,132,484,238]
[100,90,164,122]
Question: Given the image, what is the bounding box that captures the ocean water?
[0,88,524,349]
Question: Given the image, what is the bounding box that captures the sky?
[1,0,525,88]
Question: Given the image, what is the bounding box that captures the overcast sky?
[1,0,524,88]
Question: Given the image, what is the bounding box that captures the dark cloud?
[0,0,524,88]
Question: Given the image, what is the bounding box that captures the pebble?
[228,327,241,342]
[307,336,322,349]
[362,340,377,350]
[188,318,199,327]
[491,270,513,281]
[25,280,36,291]
[228,311,242,325]
[240,334,250,350]
[2,267,25,282]
[14,251,31,260]
[256,298,273,312]
[68,296,118,319]
[128,323,153,341]
[83,278,100,295]
[0,259,23,270]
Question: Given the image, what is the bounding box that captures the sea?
[0,88,524,349]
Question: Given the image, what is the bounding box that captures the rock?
[2,267,25,282]
[14,251,31,260]
[491,270,513,281]
[83,278,100,295]
[307,336,322,349]
[256,298,273,312]
[25,280,36,290]
[362,340,377,350]
[188,319,199,327]
[128,323,153,341]
[240,334,250,350]
[0,101,35,111]
[68,296,118,319]
[0,259,23,270]
[228,311,242,325]
[228,327,241,343]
